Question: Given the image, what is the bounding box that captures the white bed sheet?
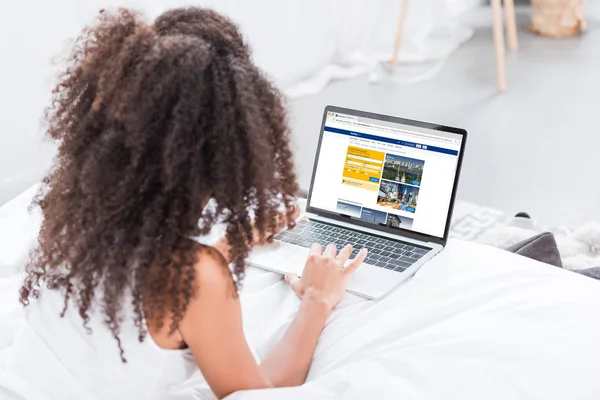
[1,186,600,400]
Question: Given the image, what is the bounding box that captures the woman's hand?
[252,204,301,245]
[212,204,301,263]
[285,243,367,311]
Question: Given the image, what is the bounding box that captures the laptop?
[248,106,467,299]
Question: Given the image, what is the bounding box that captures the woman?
[0,7,366,400]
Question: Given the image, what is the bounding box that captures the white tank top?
[0,287,199,400]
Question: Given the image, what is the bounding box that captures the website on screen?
[309,111,463,238]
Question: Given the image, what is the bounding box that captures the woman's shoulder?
[192,243,236,294]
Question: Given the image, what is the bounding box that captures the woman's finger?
[281,204,301,230]
[336,244,352,264]
[252,204,301,244]
[284,273,302,296]
[289,204,301,222]
[309,242,322,256]
[284,273,300,284]
[324,243,337,258]
[344,248,368,275]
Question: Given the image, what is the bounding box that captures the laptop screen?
[308,110,464,239]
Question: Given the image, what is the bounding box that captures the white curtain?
[175,0,478,97]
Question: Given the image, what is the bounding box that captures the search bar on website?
[347,154,383,164]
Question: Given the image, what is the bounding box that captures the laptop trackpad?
[248,244,402,299]
[247,241,301,270]
[276,248,310,276]
[346,263,403,299]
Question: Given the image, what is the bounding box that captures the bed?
[1,186,600,400]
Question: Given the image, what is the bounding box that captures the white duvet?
[2,186,600,400]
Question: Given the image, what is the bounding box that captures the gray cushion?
[576,267,600,280]
[506,232,600,280]
[506,232,563,268]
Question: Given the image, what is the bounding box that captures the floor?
[289,5,600,227]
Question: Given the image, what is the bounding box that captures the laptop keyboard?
[273,219,430,273]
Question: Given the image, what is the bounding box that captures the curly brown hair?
[19,7,298,361]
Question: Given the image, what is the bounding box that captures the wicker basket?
[529,0,586,38]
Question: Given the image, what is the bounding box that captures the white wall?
[0,0,152,205]
[0,0,481,205]
[0,0,337,205]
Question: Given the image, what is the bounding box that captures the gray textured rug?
[449,200,507,241]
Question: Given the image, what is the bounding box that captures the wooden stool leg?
[390,0,410,68]
[504,0,518,51]
[491,0,507,92]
